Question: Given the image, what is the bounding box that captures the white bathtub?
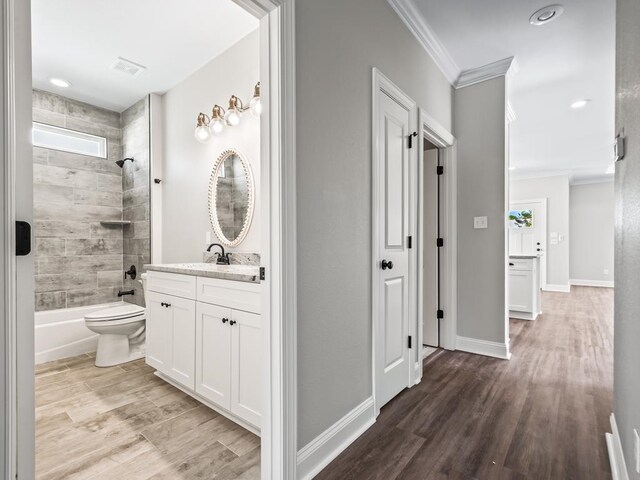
[35,302,124,365]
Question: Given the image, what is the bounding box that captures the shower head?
[115,157,134,168]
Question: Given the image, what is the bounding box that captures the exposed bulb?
[211,118,224,134]
[194,124,211,143]
[250,96,262,117]
[225,109,241,126]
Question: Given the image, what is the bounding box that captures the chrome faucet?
[206,243,231,265]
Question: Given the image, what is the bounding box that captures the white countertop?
[144,263,261,284]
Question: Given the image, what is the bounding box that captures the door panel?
[196,302,232,409]
[423,148,439,347]
[509,200,547,288]
[146,291,172,372]
[231,309,262,427]
[167,296,196,389]
[376,88,413,409]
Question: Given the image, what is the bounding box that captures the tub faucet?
[206,243,230,265]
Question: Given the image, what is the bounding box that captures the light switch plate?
[474,216,488,229]
[634,428,640,473]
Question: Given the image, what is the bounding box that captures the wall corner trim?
[455,57,516,89]
[543,284,572,293]
[570,279,614,288]
[456,336,511,360]
[606,413,630,480]
[296,397,376,480]
[387,0,460,85]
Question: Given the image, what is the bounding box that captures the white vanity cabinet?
[508,256,541,321]
[145,269,261,431]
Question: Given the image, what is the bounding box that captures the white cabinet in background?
[508,256,541,321]
[146,291,196,389]
[146,270,261,431]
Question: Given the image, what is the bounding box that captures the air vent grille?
[110,57,146,77]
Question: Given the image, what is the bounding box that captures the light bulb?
[225,109,241,127]
[194,124,211,143]
[211,118,224,134]
[250,96,262,117]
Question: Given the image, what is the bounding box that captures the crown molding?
[387,0,460,85]
[456,56,516,89]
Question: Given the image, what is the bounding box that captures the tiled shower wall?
[121,98,150,307]
[33,90,150,311]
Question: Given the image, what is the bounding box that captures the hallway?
[319,287,613,479]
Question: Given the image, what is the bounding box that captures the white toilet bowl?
[85,276,147,367]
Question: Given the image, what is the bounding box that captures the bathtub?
[35,302,123,364]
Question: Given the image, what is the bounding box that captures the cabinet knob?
[229,320,237,326]
[222,318,229,324]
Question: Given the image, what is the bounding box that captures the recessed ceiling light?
[571,99,591,109]
[509,166,516,171]
[48,77,71,88]
[529,5,564,26]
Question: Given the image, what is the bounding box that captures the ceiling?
[32,0,259,112]
[410,0,616,184]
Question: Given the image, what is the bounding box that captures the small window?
[32,122,107,158]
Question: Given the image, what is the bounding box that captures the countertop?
[144,263,261,284]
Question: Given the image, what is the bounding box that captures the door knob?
[381,259,394,270]
[229,320,237,326]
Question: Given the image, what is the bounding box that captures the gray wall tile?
[35,292,67,312]
[74,189,122,207]
[65,238,123,256]
[34,221,91,238]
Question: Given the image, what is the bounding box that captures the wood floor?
[35,355,260,479]
[318,287,614,480]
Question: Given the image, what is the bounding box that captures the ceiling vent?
[110,57,146,77]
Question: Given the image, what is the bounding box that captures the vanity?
[144,148,262,433]
[508,255,542,321]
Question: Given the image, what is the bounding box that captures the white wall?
[455,77,508,347]
[295,0,453,448]
[570,182,614,285]
[161,30,260,263]
[510,175,570,289]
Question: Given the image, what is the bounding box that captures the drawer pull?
[160,302,171,308]
[229,320,237,326]
[509,263,515,266]
[222,317,229,324]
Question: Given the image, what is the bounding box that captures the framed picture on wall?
[509,209,533,228]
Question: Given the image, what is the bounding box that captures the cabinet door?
[231,310,261,427]
[196,302,232,409]
[166,295,196,389]
[509,270,533,312]
[146,291,172,373]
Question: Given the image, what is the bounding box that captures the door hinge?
[259,267,266,281]
[436,238,444,247]
[408,131,418,149]
[436,165,444,175]
[407,236,412,249]
[437,309,444,319]
[408,336,412,349]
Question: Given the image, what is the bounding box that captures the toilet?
[84,274,148,367]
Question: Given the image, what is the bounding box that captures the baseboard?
[456,336,511,360]
[570,279,615,288]
[297,397,376,480]
[543,284,571,293]
[606,413,630,480]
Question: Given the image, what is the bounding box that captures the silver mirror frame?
[207,148,255,247]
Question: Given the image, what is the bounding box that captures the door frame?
[3,0,298,479]
[509,198,548,290]
[371,68,417,415]
[412,110,457,383]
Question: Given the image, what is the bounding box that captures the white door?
[196,302,232,410]
[422,147,439,347]
[509,199,547,288]
[167,295,196,389]
[231,309,262,427]
[146,291,172,372]
[375,84,414,409]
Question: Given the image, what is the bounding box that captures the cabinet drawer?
[197,277,261,314]
[147,271,197,300]
[509,258,533,271]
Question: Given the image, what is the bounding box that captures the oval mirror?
[208,149,255,247]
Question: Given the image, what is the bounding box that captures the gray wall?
[615,1,640,477]
[510,175,570,288]
[122,97,150,307]
[32,90,124,311]
[570,182,614,284]
[296,0,452,447]
[454,77,507,344]
[161,30,260,263]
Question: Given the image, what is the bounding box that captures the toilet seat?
[85,304,145,322]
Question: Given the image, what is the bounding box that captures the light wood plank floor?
[318,286,614,479]
[35,355,260,479]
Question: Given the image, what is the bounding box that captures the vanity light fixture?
[194,112,212,143]
[194,82,261,139]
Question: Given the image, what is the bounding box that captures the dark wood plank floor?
[318,286,613,480]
